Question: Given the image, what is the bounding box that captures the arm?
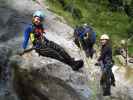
[98,47,109,61]
[95,47,108,69]
[43,24,47,34]
[22,27,31,49]
[19,47,34,56]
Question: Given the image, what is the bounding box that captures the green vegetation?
[46,0,133,55]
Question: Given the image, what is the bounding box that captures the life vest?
[30,25,44,43]
[74,25,96,44]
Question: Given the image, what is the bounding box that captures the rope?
[78,39,90,68]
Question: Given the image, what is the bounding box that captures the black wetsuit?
[98,44,115,82]
[97,44,115,96]
[98,44,115,85]
[27,25,84,71]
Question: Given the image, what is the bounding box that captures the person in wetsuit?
[22,10,84,71]
[96,34,115,96]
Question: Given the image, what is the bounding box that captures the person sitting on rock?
[22,10,84,71]
[74,23,96,58]
[95,34,115,96]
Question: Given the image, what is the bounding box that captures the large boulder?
[10,53,91,100]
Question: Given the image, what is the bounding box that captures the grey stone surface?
[0,0,132,100]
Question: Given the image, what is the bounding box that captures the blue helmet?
[33,10,45,21]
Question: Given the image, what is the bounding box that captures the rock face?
[0,0,91,100]
[0,0,133,100]
[10,55,90,100]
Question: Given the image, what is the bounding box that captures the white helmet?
[100,34,110,40]
[83,23,88,26]
[33,10,45,21]
[121,40,126,45]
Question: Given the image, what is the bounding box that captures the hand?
[42,32,46,37]
[18,49,25,56]
[95,62,100,66]
[44,29,48,33]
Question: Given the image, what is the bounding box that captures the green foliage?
[46,0,133,54]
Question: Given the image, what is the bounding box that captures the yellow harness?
[30,32,35,43]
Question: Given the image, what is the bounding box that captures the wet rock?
[10,55,90,100]
[0,0,133,100]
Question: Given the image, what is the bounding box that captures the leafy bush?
[46,0,133,54]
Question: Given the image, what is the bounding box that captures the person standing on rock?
[74,23,96,58]
[95,34,115,96]
[22,10,83,71]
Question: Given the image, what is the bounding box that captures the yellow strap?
[30,32,35,42]
[79,40,90,68]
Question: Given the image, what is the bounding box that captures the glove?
[95,62,100,66]
[33,40,37,46]
[18,49,25,56]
